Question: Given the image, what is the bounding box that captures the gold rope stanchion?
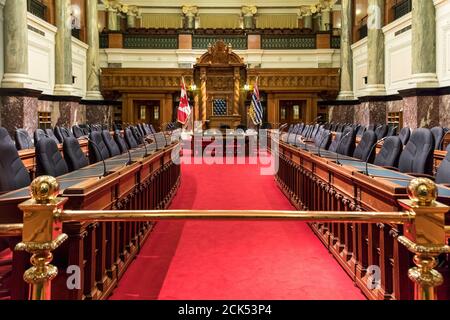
[397,178,450,300]
[14,176,68,300]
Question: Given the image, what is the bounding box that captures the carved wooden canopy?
[195,40,245,67]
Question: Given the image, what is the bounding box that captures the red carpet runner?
[110,158,365,300]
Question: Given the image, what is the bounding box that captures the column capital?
[297,6,312,18]
[182,5,198,17]
[122,5,138,16]
[241,5,257,17]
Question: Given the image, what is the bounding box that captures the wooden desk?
[0,141,181,300]
[273,139,449,300]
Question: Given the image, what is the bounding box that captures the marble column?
[410,0,438,87]
[54,0,74,96]
[365,0,386,96]
[85,0,103,100]
[182,5,198,29]
[303,14,313,29]
[127,11,136,29]
[242,6,257,29]
[1,0,31,88]
[337,0,355,100]
[320,8,331,31]
[108,7,118,31]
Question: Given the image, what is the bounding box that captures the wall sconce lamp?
[189,84,197,91]
[244,83,251,91]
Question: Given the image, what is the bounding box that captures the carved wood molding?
[247,68,339,95]
[196,40,244,66]
[100,68,194,97]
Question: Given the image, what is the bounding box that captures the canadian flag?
[177,78,191,125]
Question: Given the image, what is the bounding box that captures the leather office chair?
[374,136,403,168]
[124,127,139,149]
[328,132,342,152]
[336,127,356,156]
[61,127,73,138]
[398,128,434,175]
[356,125,366,137]
[353,130,378,162]
[72,125,84,138]
[0,127,31,193]
[34,129,47,143]
[88,131,111,164]
[114,130,129,154]
[63,136,88,172]
[101,130,121,157]
[45,129,60,144]
[431,126,445,150]
[398,127,411,146]
[436,144,450,185]
[288,124,300,144]
[386,126,397,137]
[310,124,320,139]
[35,137,69,177]
[375,124,388,140]
[14,129,33,150]
[54,126,64,143]
[131,126,144,144]
[150,124,156,134]
[315,129,332,150]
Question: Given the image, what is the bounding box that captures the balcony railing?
[358,15,368,40]
[393,0,412,20]
[123,34,178,49]
[99,28,339,51]
[331,36,341,49]
[27,0,47,21]
[261,35,316,50]
[192,36,247,50]
[71,28,81,40]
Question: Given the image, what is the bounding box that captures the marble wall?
[439,94,450,128]
[0,96,39,136]
[353,101,387,126]
[328,104,355,123]
[38,100,86,128]
[85,104,113,128]
[326,94,447,129]
[403,95,440,129]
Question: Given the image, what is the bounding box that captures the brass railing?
[5,176,450,300]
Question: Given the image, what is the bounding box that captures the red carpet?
[110,157,365,300]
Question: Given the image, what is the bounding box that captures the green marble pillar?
[366,0,386,95]
[337,0,355,100]
[85,0,103,100]
[410,0,438,87]
[1,0,31,88]
[54,0,74,96]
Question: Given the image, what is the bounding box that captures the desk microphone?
[335,131,352,165]
[309,115,322,125]
[85,136,108,178]
[278,123,288,132]
[317,132,330,158]
[365,136,388,176]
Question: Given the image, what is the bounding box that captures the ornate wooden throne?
[194,40,247,129]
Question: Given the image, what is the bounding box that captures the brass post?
[398,178,450,300]
[14,176,68,300]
